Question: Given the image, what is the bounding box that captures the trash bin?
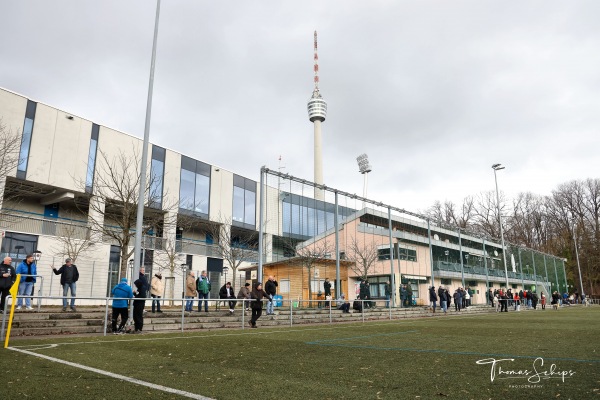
[273,295,283,307]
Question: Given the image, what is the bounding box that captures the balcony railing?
[0,211,89,240]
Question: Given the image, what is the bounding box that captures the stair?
[4,305,496,337]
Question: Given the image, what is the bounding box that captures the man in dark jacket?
[249,282,269,328]
[133,267,149,333]
[0,257,16,314]
[429,286,438,313]
[264,275,278,315]
[51,258,79,312]
[384,281,392,308]
[219,282,237,313]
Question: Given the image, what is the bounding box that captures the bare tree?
[285,239,333,304]
[0,118,25,209]
[51,214,93,263]
[345,236,379,281]
[78,148,169,278]
[206,215,258,289]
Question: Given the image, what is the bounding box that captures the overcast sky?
[1,1,598,213]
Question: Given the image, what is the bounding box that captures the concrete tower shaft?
[308,31,327,200]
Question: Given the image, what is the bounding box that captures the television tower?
[307,31,327,201]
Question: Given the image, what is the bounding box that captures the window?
[106,245,121,296]
[17,100,37,179]
[279,279,290,293]
[398,246,417,262]
[377,247,393,261]
[441,278,452,285]
[179,156,210,217]
[0,232,39,266]
[149,146,165,209]
[282,193,352,238]
[311,279,325,293]
[85,124,99,193]
[232,175,256,228]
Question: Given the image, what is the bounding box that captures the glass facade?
[85,124,99,194]
[149,146,166,209]
[179,156,210,217]
[232,174,256,228]
[0,232,39,266]
[282,193,353,239]
[17,100,37,179]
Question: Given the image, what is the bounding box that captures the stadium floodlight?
[356,154,372,205]
[492,163,509,288]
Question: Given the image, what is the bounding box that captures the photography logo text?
[476,357,575,384]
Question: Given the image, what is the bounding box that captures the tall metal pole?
[133,0,161,284]
[562,259,568,294]
[427,219,434,289]
[543,255,549,296]
[458,229,465,287]
[493,167,510,288]
[257,167,265,282]
[572,222,585,297]
[532,250,537,292]
[553,257,559,293]
[518,247,524,289]
[387,207,395,307]
[483,239,489,305]
[334,191,340,299]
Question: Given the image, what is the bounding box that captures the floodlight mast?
[492,163,509,288]
[356,154,372,206]
[307,31,327,201]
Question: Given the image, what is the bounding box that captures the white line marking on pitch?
[13,311,499,351]
[9,347,213,400]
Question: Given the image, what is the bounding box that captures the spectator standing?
[429,286,438,313]
[532,291,539,310]
[219,282,237,313]
[400,285,407,308]
[500,289,508,312]
[439,286,448,314]
[464,288,471,308]
[150,272,164,313]
[540,292,546,310]
[196,271,211,312]
[551,291,560,310]
[132,267,149,334]
[337,294,350,313]
[384,281,392,308]
[111,278,133,334]
[249,282,269,328]
[324,278,332,299]
[265,276,278,315]
[16,254,37,310]
[237,282,251,311]
[406,285,413,308]
[488,289,494,307]
[51,258,79,312]
[0,257,16,314]
[184,271,196,312]
[453,289,462,312]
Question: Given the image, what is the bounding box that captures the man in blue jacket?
[111,278,133,334]
[16,254,37,310]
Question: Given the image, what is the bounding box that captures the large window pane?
[179,169,196,210]
[232,186,245,222]
[244,190,256,225]
[150,158,164,208]
[195,174,210,214]
[18,118,33,172]
[85,138,97,189]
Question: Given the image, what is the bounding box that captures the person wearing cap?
[249,282,269,328]
[184,271,196,312]
[111,278,133,334]
[51,258,79,312]
[237,282,251,311]
[133,267,149,333]
[150,272,164,313]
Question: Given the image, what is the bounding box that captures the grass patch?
[2,308,599,399]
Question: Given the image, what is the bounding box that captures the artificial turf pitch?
[1,307,598,400]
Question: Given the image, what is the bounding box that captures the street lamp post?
[492,163,509,288]
[180,263,187,298]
